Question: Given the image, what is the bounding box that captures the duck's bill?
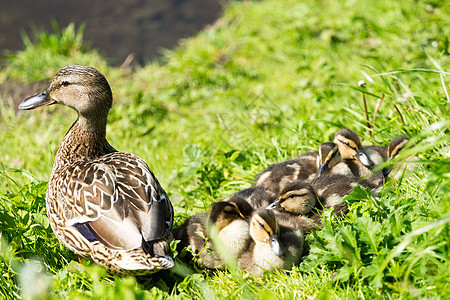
[355,150,374,168]
[18,90,56,110]
[317,162,329,177]
[382,167,391,177]
[269,233,285,256]
[266,200,281,210]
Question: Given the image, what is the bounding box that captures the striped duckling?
[383,136,413,180]
[18,65,174,275]
[331,128,375,178]
[224,186,312,241]
[266,181,322,234]
[253,142,342,194]
[176,198,253,269]
[238,209,304,277]
[353,135,412,184]
[266,173,383,233]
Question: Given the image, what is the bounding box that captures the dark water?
[0,0,223,65]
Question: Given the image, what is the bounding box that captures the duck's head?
[387,136,410,159]
[19,65,112,125]
[317,142,341,177]
[266,181,316,215]
[207,199,251,232]
[383,136,410,177]
[333,128,374,167]
[250,209,285,256]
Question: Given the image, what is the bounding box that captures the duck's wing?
[62,152,173,252]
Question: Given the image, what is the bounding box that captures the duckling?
[266,181,317,215]
[383,136,413,180]
[358,136,412,183]
[317,142,342,176]
[226,186,316,235]
[253,142,342,194]
[387,136,410,158]
[238,209,304,277]
[265,181,322,234]
[176,198,253,269]
[266,173,383,233]
[332,128,375,178]
[18,65,174,275]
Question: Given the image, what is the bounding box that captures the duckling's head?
[250,210,285,256]
[266,181,316,215]
[333,128,374,168]
[207,200,249,232]
[19,65,112,124]
[382,136,410,177]
[317,142,341,176]
[387,136,410,159]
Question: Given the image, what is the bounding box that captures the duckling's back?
[253,152,318,193]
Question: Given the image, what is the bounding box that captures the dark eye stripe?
[287,193,308,199]
[338,138,356,150]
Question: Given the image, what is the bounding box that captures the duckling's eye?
[61,81,70,87]
[259,222,265,228]
[344,141,350,146]
[288,194,296,198]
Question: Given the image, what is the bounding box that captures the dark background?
[0,0,224,65]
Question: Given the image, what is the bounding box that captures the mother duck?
[18,65,174,275]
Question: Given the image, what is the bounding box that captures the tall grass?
[0,0,449,298]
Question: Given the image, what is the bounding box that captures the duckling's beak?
[266,200,281,210]
[317,162,329,177]
[355,150,374,168]
[269,233,285,256]
[18,90,56,110]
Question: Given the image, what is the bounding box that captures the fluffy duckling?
[358,136,411,183]
[266,173,384,233]
[253,142,342,194]
[317,142,342,176]
[265,181,324,234]
[176,199,253,269]
[266,181,317,215]
[387,136,410,158]
[332,128,375,178]
[383,136,413,180]
[362,135,409,165]
[238,209,304,277]
[18,65,173,275]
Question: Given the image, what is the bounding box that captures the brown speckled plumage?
[19,65,174,274]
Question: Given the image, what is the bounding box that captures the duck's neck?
[52,116,116,171]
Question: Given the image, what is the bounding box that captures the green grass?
[1,0,449,298]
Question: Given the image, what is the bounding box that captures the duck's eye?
[61,81,70,87]
[288,194,296,198]
[344,141,350,146]
[259,222,265,228]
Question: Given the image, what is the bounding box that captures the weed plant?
[0,0,449,298]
